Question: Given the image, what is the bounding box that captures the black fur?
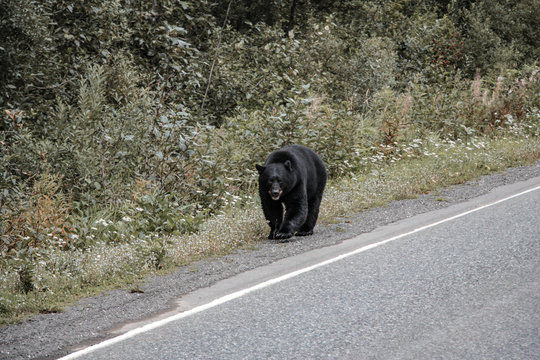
[256,145,327,240]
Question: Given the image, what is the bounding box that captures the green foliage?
[458,0,539,76]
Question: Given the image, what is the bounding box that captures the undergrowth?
[1,134,539,326]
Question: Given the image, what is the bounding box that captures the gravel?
[1,161,539,360]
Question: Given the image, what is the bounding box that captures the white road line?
[59,183,540,359]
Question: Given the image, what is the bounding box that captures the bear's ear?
[284,160,292,171]
[256,164,265,175]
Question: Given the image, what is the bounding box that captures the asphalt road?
[63,177,540,359]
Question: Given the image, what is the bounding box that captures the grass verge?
[1,135,540,326]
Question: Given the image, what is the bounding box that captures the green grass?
[320,136,540,220]
[1,135,540,326]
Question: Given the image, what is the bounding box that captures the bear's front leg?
[296,194,323,236]
[275,196,308,240]
[262,200,283,239]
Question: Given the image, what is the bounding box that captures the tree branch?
[201,0,233,111]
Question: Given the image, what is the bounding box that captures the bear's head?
[256,160,296,201]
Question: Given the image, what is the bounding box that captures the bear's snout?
[269,183,283,200]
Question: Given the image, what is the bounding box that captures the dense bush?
[1,0,539,269]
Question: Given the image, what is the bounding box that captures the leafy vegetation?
[1,0,539,324]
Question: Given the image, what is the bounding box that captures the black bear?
[256,144,327,240]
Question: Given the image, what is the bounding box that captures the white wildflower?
[95,219,110,226]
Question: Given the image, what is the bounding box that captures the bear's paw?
[274,231,294,240]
